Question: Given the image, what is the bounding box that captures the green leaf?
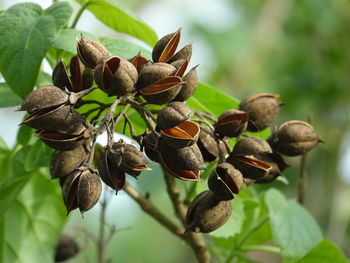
[36,71,53,87]
[101,38,152,60]
[24,139,53,171]
[265,189,323,260]
[295,239,348,263]
[52,28,99,54]
[76,0,157,46]
[210,196,245,238]
[16,124,33,146]
[0,83,22,107]
[0,2,73,97]
[187,82,239,117]
[0,172,66,263]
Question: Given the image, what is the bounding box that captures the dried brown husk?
[228,155,272,179]
[215,109,248,137]
[197,127,226,162]
[160,153,200,181]
[168,43,193,64]
[268,120,322,156]
[76,38,108,69]
[232,136,272,156]
[239,93,283,132]
[173,58,189,77]
[157,101,193,130]
[142,132,160,162]
[208,163,243,200]
[152,29,181,62]
[255,152,289,184]
[55,234,80,262]
[77,169,102,213]
[160,120,200,148]
[129,52,149,72]
[173,65,198,102]
[185,190,232,233]
[50,146,88,179]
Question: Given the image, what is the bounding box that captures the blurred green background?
[1,0,350,262]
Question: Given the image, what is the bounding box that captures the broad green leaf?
[102,38,152,59]
[16,124,33,146]
[52,28,99,54]
[0,172,66,263]
[0,137,9,150]
[0,83,22,107]
[75,0,157,46]
[187,82,239,117]
[211,196,245,238]
[24,139,53,170]
[36,71,53,87]
[0,2,73,97]
[295,239,348,263]
[265,189,323,260]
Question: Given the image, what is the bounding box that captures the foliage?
[0,1,348,263]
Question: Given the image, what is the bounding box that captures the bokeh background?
[1,0,350,262]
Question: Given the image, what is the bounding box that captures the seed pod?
[76,38,108,69]
[185,190,232,233]
[129,52,149,72]
[94,56,138,96]
[208,163,243,200]
[168,42,193,64]
[55,234,80,262]
[152,29,181,62]
[173,65,198,102]
[136,62,176,91]
[161,120,200,148]
[214,109,248,137]
[62,167,102,214]
[50,146,88,180]
[268,120,322,156]
[197,127,227,162]
[161,153,200,181]
[231,136,272,156]
[19,86,69,114]
[141,132,160,163]
[159,141,204,171]
[255,152,289,184]
[239,93,283,132]
[157,101,193,130]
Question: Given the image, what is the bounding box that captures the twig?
[97,185,109,263]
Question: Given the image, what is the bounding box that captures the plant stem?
[71,2,90,29]
[240,245,281,254]
[97,185,109,263]
[237,216,269,248]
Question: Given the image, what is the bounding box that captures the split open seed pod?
[139,76,183,105]
[197,127,227,162]
[141,132,160,163]
[129,52,149,72]
[208,163,243,200]
[76,37,108,69]
[214,109,248,137]
[185,190,232,233]
[168,42,193,64]
[62,168,102,214]
[152,29,181,62]
[55,234,80,263]
[231,136,272,156]
[94,56,138,96]
[157,101,193,130]
[239,93,283,132]
[160,120,200,148]
[255,152,289,183]
[268,120,322,156]
[173,65,198,102]
[50,146,88,180]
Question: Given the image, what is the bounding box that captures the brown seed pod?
[185,190,232,233]
[139,76,183,105]
[173,65,198,102]
[76,37,108,69]
[214,109,248,137]
[152,29,181,62]
[168,42,193,64]
[159,141,204,171]
[239,93,283,132]
[160,120,200,148]
[141,132,160,163]
[50,146,88,180]
[255,152,289,184]
[157,101,193,130]
[208,163,243,200]
[94,56,138,96]
[197,127,227,162]
[129,52,149,72]
[268,120,322,156]
[62,168,102,214]
[136,62,176,91]
[227,155,272,180]
[55,234,80,262]
[19,85,69,114]
[231,136,272,156]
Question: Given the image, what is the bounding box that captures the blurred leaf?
[295,239,348,263]
[36,71,52,87]
[102,38,152,59]
[211,196,245,238]
[24,139,53,170]
[265,189,323,260]
[16,124,33,146]
[75,0,157,46]
[0,2,73,97]
[52,28,99,54]
[0,172,66,263]
[0,83,22,107]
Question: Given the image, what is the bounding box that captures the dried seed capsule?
[50,146,88,180]
[208,163,243,200]
[94,56,138,96]
[129,52,149,72]
[255,152,289,183]
[160,120,200,148]
[214,109,248,137]
[185,190,232,233]
[55,234,80,262]
[141,132,160,163]
[268,120,322,156]
[231,136,272,156]
[173,65,198,102]
[76,38,108,69]
[239,93,283,132]
[168,43,193,64]
[197,127,227,162]
[152,29,181,62]
[157,101,193,130]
